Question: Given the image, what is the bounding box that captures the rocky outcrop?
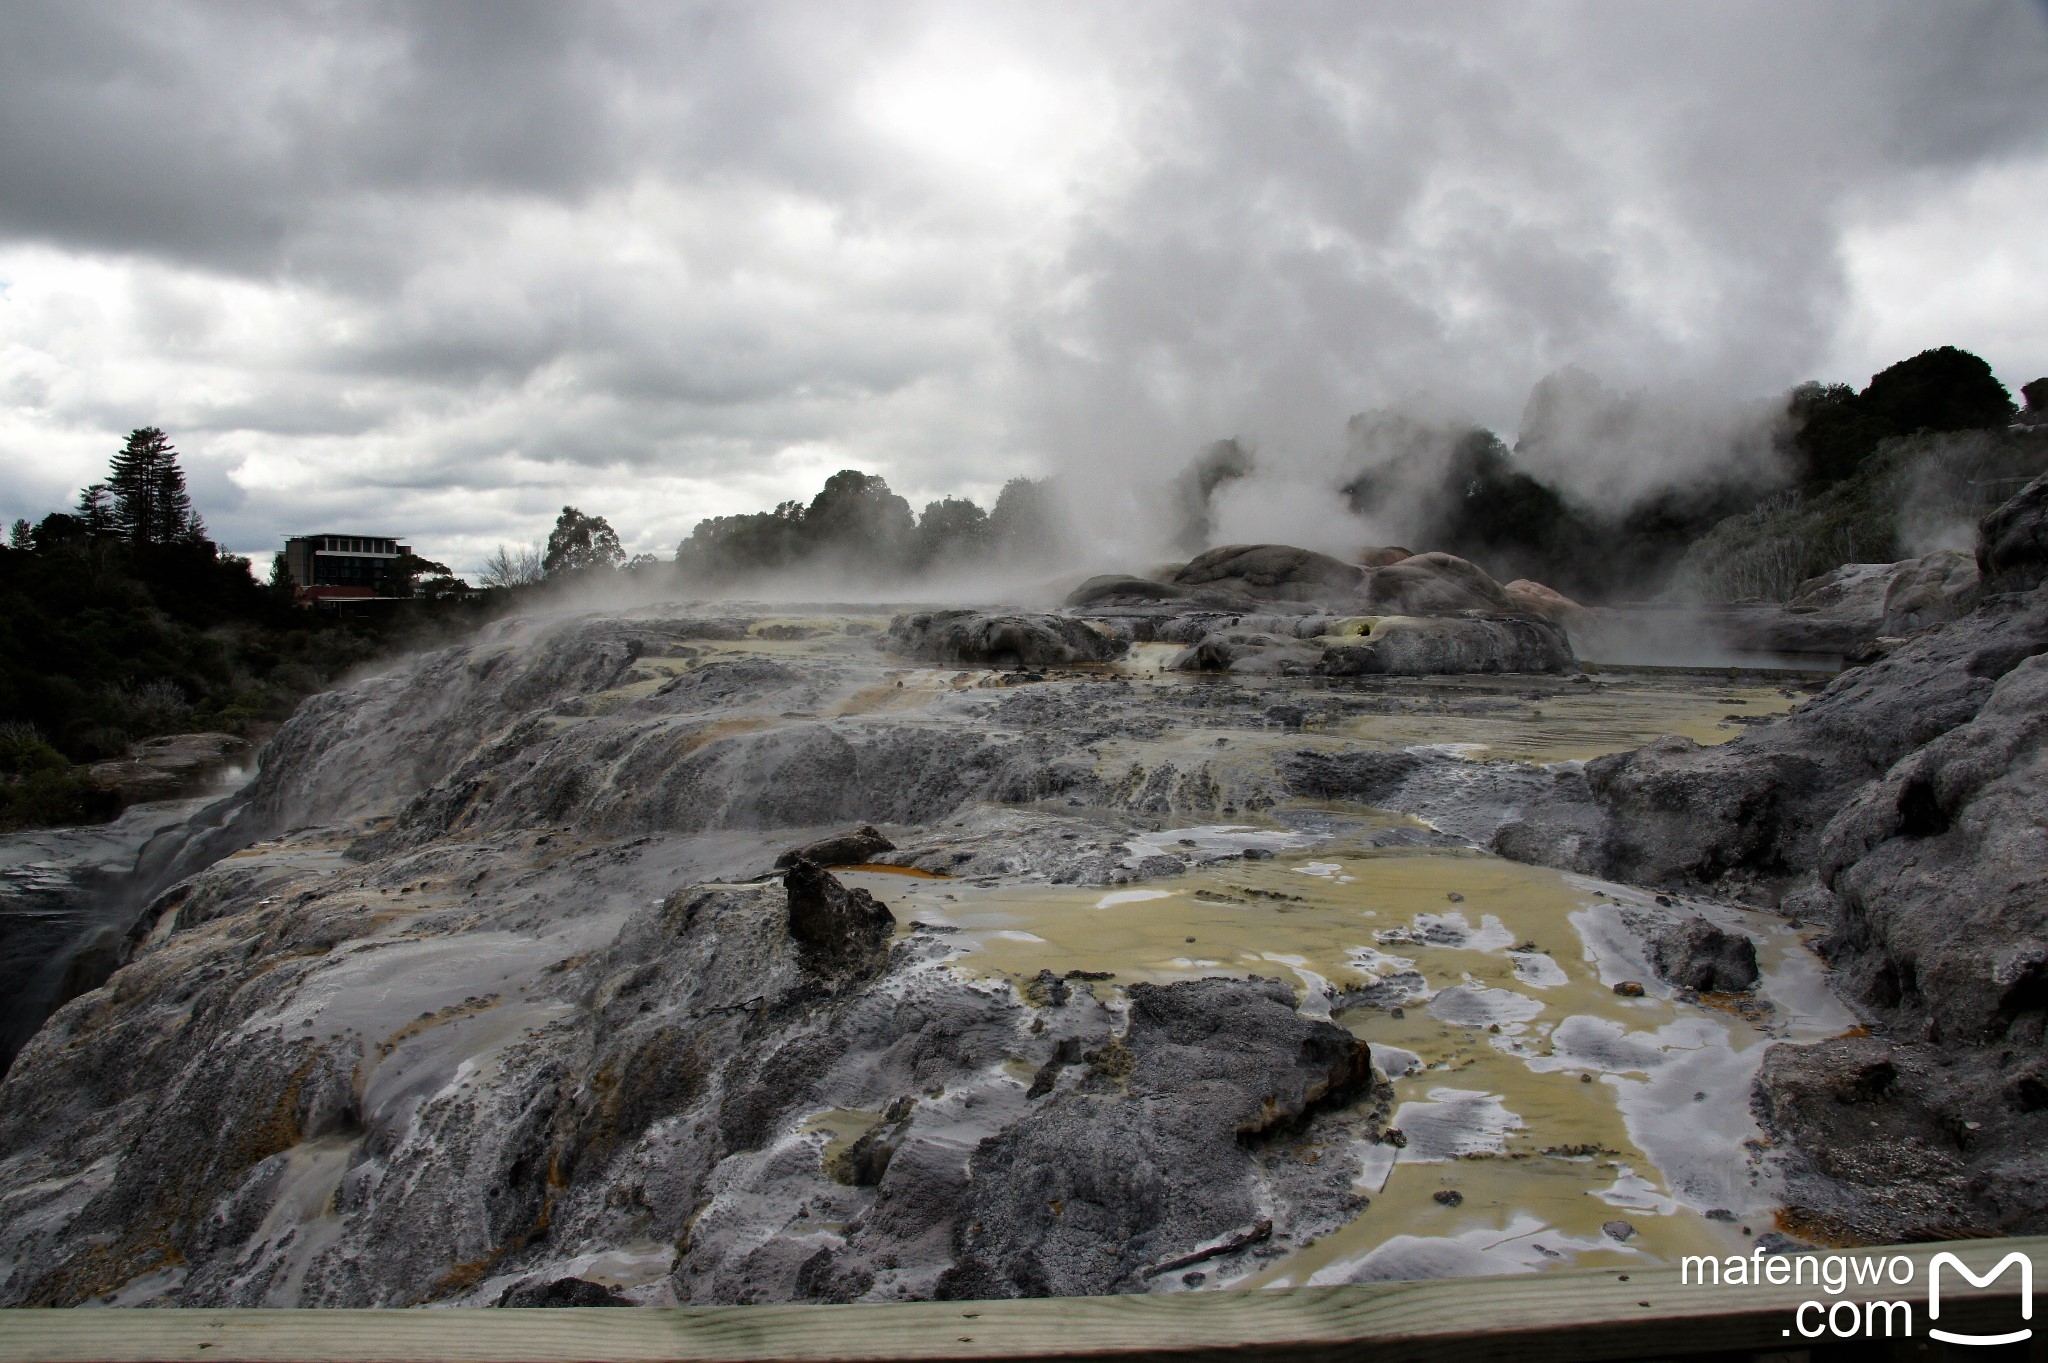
[1812,652,2047,1046]
[774,825,895,870]
[1502,579,1586,628]
[1167,630,1323,675]
[935,977,1375,1299]
[1168,545,1363,603]
[1359,553,1511,615]
[1471,480,2048,1236]
[1318,615,1572,676]
[1489,587,2048,897]
[1784,550,1980,640]
[783,861,894,975]
[1978,470,2048,595]
[87,733,251,804]
[883,612,1127,667]
[1646,917,1758,993]
[1063,575,1190,608]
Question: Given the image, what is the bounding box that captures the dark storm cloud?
[0,0,2044,570]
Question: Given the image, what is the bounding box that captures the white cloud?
[1,1,2044,575]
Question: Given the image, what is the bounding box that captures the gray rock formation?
[1359,553,1511,615]
[774,825,895,870]
[784,860,895,974]
[1168,545,1363,603]
[1784,550,1980,640]
[937,977,1374,1298]
[1978,470,2048,595]
[1318,615,1572,676]
[883,612,1127,667]
[1063,575,1190,608]
[1646,917,1759,993]
[1168,629,1324,675]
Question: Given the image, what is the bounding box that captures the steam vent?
[1,476,2043,1314]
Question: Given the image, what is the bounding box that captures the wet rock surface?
[775,824,895,870]
[0,506,2040,1306]
[1977,470,2048,595]
[1647,918,1760,993]
[883,611,1127,667]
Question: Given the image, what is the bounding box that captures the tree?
[1860,346,2014,435]
[986,477,1064,559]
[74,484,115,536]
[913,497,988,568]
[7,520,29,551]
[802,471,915,567]
[106,427,204,545]
[378,552,452,598]
[543,507,625,575]
[479,544,546,588]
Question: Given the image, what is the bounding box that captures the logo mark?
[1928,1251,2033,1347]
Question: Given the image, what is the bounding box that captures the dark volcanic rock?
[1491,586,2048,897]
[1813,651,2048,1044]
[1753,1038,1986,1242]
[497,1276,631,1307]
[882,611,1127,667]
[935,977,1372,1298]
[1317,615,1571,676]
[783,861,894,975]
[1168,630,1323,675]
[1169,545,1364,603]
[774,824,895,870]
[1978,470,2048,595]
[1063,575,1189,608]
[1646,917,1759,992]
[1359,552,1511,615]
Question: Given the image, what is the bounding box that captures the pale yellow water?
[842,832,1849,1286]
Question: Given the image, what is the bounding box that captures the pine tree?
[106,427,204,545]
[74,484,115,536]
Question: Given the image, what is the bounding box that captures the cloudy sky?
[2,1,2045,572]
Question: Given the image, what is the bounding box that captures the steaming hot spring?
[2,532,2045,1308]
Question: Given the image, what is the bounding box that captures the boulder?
[497,1277,631,1307]
[1169,545,1364,603]
[1317,615,1573,676]
[936,977,1372,1298]
[1646,917,1759,992]
[1359,553,1512,615]
[1978,470,2048,595]
[1355,545,1414,568]
[1784,551,1980,640]
[1063,575,1189,608]
[783,860,894,975]
[1502,579,1587,628]
[882,611,1127,667]
[1879,550,1980,634]
[774,824,895,870]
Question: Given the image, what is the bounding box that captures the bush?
[0,767,120,830]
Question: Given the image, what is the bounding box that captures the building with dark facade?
[282,534,410,601]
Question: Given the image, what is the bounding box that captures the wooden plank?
[1,1235,2039,1363]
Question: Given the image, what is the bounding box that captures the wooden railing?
[1,1235,2039,1362]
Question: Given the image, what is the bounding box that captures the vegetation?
[675,470,1065,581]
[0,430,497,829]
[543,506,626,575]
[1340,346,2038,601]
